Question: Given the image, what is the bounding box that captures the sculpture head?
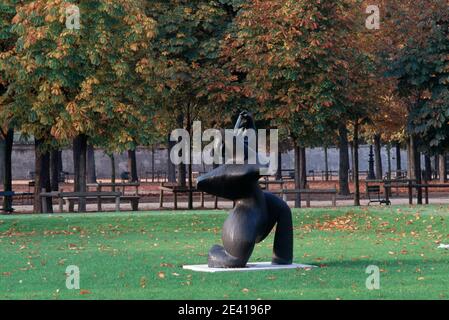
[196,164,261,200]
[234,111,256,132]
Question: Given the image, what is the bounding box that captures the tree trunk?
[178,164,186,187]
[127,149,138,182]
[424,154,432,182]
[167,135,176,183]
[73,134,88,212]
[349,141,354,182]
[294,144,301,208]
[353,121,360,206]
[434,156,439,180]
[338,124,350,196]
[34,139,52,213]
[386,144,392,180]
[110,154,116,190]
[0,137,5,185]
[275,151,282,180]
[415,149,422,204]
[410,135,422,204]
[3,129,14,212]
[176,128,187,187]
[395,142,402,176]
[407,137,414,180]
[186,106,193,210]
[374,134,383,180]
[324,147,329,181]
[87,144,97,184]
[187,161,193,209]
[439,154,446,182]
[300,147,307,189]
[50,149,60,191]
[151,145,156,182]
[176,112,186,187]
[57,150,63,173]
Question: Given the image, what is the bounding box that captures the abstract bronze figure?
[197,112,293,268]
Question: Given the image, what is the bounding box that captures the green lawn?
[1,205,449,300]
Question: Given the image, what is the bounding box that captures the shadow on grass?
[320,257,447,269]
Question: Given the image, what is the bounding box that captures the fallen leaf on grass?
[44,230,74,236]
[140,277,147,288]
[160,263,174,268]
[307,216,358,232]
[80,290,91,295]
[303,267,313,271]
[157,272,165,279]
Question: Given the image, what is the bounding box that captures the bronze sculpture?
[197,112,293,268]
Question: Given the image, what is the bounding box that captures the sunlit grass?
[0,205,448,300]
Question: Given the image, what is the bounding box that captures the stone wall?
[282,145,409,172]
[4,144,413,180]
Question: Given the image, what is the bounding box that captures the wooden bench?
[0,191,34,212]
[145,171,168,183]
[259,179,287,191]
[412,183,449,205]
[0,191,15,212]
[40,191,122,213]
[366,185,391,205]
[280,189,337,208]
[320,170,338,181]
[158,183,221,210]
[87,182,140,211]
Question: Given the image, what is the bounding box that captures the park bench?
[0,191,15,212]
[410,183,449,205]
[367,179,415,204]
[349,170,369,181]
[159,182,215,210]
[366,185,391,206]
[145,171,168,183]
[382,178,415,197]
[259,179,287,191]
[280,188,337,208]
[0,191,34,213]
[87,182,140,211]
[320,170,339,181]
[40,191,122,213]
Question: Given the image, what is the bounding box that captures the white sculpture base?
[183,262,317,273]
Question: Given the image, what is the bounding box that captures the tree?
[223,0,380,199]
[385,0,449,204]
[142,0,241,209]
[0,0,158,212]
[0,0,21,212]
